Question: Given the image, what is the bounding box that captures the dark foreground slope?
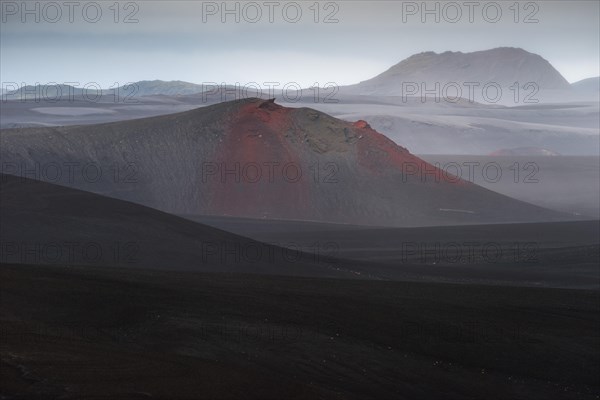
[1,264,598,399]
[188,215,600,290]
[0,173,353,278]
[2,174,597,288]
[0,98,572,226]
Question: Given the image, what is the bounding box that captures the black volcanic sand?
[2,174,598,289]
[0,173,360,279]
[184,215,600,290]
[1,264,598,399]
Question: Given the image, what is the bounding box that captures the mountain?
[572,76,600,92]
[571,77,599,101]
[2,84,99,101]
[342,48,571,103]
[114,80,260,98]
[117,80,206,96]
[2,81,210,101]
[0,98,572,226]
[489,147,560,156]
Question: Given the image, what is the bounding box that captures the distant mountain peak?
[346,47,570,100]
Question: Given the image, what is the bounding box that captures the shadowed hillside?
[0,174,356,278]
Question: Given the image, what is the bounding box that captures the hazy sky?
[1,0,598,88]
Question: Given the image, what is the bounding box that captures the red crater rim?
[353,120,372,129]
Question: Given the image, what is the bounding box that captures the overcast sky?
[1,0,598,88]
